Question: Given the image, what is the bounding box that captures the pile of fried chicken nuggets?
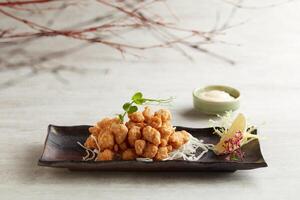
[84,107,190,161]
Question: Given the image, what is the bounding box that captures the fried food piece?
[166,145,173,152]
[155,109,171,122]
[159,124,174,140]
[119,142,128,151]
[97,117,120,130]
[111,123,128,144]
[155,147,168,160]
[84,135,98,150]
[162,121,172,127]
[128,126,142,147]
[125,121,145,130]
[98,130,115,150]
[142,106,153,123]
[168,131,190,149]
[88,126,101,136]
[96,117,111,129]
[122,149,137,160]
[143,143,158,158]
[96,149,114,161]
[181,130,190,144]
[134,139,146,156]
[169,131,184,149]
[159,138,168,147]
[142,126,161,146]
[149,116,162,129]
[85,107,180,161]
[128,112,145,123]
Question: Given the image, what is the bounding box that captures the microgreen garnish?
[226,149,245,161]
[118,92,173,122]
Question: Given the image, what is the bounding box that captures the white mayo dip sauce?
[198,90,235,102]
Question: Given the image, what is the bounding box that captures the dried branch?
[222,0,294,9]
[0,0,240,88]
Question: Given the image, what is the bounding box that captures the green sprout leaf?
[230,153,239,161]
[231,156,238,161]
[118,114,124,122]
[128,105,138,114]
[133,98,146,105]
[117,92,173,123]
[122,102,131,111]
[131,92,143,101]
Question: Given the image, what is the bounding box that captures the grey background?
[0,0,299,199]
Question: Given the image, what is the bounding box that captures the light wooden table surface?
[0,1,299,199]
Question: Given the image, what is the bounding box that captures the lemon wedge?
[213,113,246,155]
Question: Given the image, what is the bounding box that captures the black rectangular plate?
[38,125,267,171]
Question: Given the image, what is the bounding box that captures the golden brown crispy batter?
[159,138,168,147]
[98,130,115,150]
[169,131,184,149]
[88,126,100,136]
[142,126,161,146]
[149,116,162,129]
[159,123,174,140]
[125,121,145,130]
[155,147,168,160]
[96,118,111,129]
[84,135,98,150]
[128,126,142,147]
[142,106,153,123]
[128,112,145,123]
[181,130,190,144]
[134,139,146,156]
[162,121,172,127]
[111,123,128,144]
[143,143,158,158]
[166,145,173,152]
[97,117,120,130]
[122,149,137,160]
[96,149,114,161]
[155,109,171,122]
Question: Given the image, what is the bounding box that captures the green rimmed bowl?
[193,85,240,115]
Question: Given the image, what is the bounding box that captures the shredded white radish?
[77,142,97,161]
[136,158,153,162]
[165,133,214,161]
[209,111,234,137]
[91,135,101,151]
